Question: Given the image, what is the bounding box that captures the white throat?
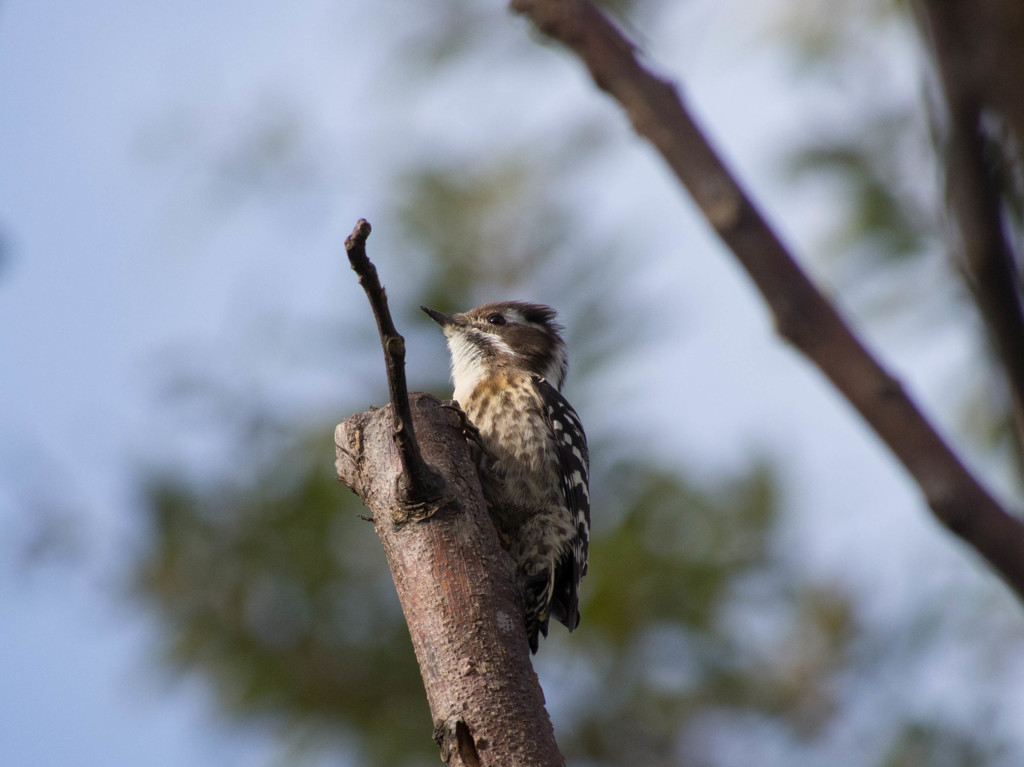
[446,331,490,405]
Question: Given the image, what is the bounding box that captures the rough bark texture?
[511,0,1024,600]
[336,393,564,767]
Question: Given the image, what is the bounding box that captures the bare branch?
[344,219,449,515]
[336,395,564,767]
[339,227,564,764]
[511,0,1024,600]
[913,0,1024,456]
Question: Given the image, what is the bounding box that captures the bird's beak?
[421,306,457,327]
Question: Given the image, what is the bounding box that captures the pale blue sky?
[2,1,1023,765]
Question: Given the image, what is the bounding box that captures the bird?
[422,301,590,652]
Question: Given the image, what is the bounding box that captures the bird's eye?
[487,313,506,326]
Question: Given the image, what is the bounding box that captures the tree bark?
[336,392,564,767]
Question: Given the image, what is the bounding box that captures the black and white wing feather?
[532,375,590,630]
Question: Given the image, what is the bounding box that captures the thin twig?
[511,0,1024,600]
[345,219,449,512]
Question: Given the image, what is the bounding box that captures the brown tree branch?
[913,0,1024,456]
[336,395,564,767]
[339,229,564,764]
[510,0,1024,599]
[344,219,449,515]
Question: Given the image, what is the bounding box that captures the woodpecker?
[422,301,590,653]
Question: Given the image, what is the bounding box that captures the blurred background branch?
[513,0,1024,601]
[913,0,1024,456]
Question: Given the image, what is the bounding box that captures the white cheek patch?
[504,308,527,325]
[488,334,517,358]
[504,308,544,332]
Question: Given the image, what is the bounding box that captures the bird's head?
[422,301,568,400]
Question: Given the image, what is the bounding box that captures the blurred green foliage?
[140,430,431,766]
[785,109,937,266]
[135,154,1007,765]
[132,1,1023,765]
[881,722,1004,767]
[138,417,860,765]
